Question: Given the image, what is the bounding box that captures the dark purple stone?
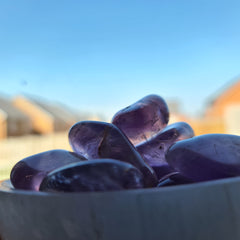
[39,159,144,192]
[112,94,169,145]
[166,134,240,182]
[136,122,194,179]
[10,149,87,191]
[157,172,194,187]
[68,121,158,187]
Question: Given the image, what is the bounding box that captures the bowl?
[1,178,240,240]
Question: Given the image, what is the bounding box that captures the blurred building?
[0,94,103,139]
[0,109,7,139]
[0,96,32,138]
[2,78,239,139]
[190,79,240,135]
[13,95,95,134]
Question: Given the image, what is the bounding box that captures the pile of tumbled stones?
[10,94,240,192]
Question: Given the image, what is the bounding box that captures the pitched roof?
[206,77,240,106]
[18,94,91,124]
[0,96,29,120]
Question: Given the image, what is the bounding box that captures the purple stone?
[69,121,158,187]
[166,134,240,182]
[69,121,107,159]
[39,159,144,192]
[10,149,87,191]
[136,122,194,179]
[157,172,194,187]
[112,94,169,145]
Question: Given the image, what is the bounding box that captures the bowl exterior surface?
[1,179,240,240]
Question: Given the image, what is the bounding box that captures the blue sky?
[0,0,240,119]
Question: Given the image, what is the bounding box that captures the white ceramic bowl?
[1,178,240,240]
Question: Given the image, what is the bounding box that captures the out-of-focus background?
[1,0,240,180]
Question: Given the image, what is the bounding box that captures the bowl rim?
[2,176,240,198]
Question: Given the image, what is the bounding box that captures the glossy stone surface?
[112,94,169,145]
[69,121,107,159]
[136,122,194,179]
[69,121,158,187]
[166,134,240,182]
[40,159,144,192]
[157,172,194,187]
[10,149,87,191]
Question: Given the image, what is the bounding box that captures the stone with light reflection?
[68,121,158,187]
[10,149,87,191]
[39,159,144,192]
[112,94,169,145]
[136,122,194,179]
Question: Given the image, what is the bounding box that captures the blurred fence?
[0,131,71,180]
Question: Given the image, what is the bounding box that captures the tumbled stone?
[157,172,194,187]
[112,94,169,145]
[166,134,240,182]
[136,122,194,179]
[69,121,158,187]
[10,149,87,191]
[40,159,144,192]
[68,121,105,159]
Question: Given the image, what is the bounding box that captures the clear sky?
[1,0,240,120]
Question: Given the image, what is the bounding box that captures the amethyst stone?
[69,121,158,187]
[136,122,194,179]
[157,172,194,187]
[112,94,169,145]
[166,134,240,182]
[69,121,107,159]
[40,159,144,192]
[10,149,87,191]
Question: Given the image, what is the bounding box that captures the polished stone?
[136,122,194,179]
[166,134,240,182]
[40,159,145,192]
[10,149,87,191]
[112,94,169,145]
[69,121,158,187]
[157,172,194,187]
